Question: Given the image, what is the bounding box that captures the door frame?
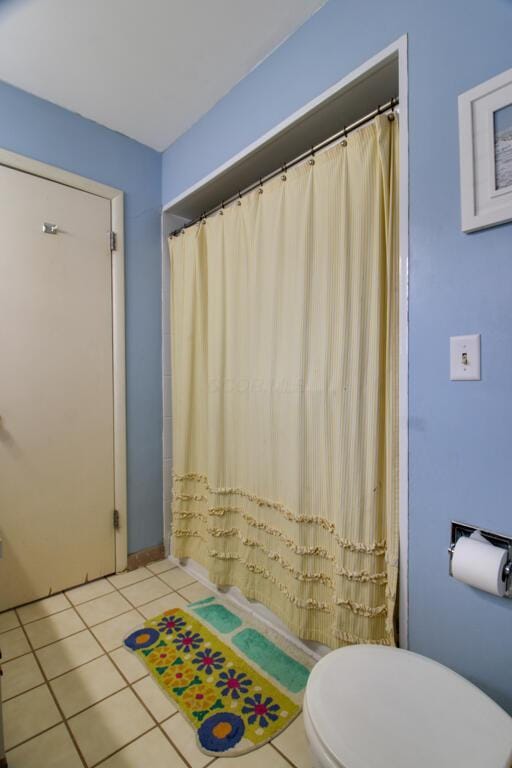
[0,148,128,573]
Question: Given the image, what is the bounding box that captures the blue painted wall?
[0,80,163,554]
[162,0,512,711]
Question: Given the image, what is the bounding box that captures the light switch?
[450,334,481,380]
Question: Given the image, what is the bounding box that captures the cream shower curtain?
[169,114,398,648]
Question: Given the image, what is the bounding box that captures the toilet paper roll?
[451,536,508,596]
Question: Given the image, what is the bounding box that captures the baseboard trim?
[127,543,165,570]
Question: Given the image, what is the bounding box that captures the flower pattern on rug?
[173,630,203,653]
[242,693,281,728]
[156,612,186,636]
[123,606,305,757]
[215,668,252,699]
[192,648,225,675]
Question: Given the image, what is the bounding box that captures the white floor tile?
[120,577,171,607]
[3,684,62,750]
[158,568,196,591]
[146,559,175,575]
[107,567,153,590]
[91,609,142,651]
[36,629,104,679]
[178,581,217,604]
[5,723,83,768]
[1,627,31,661]
[68,687,154,766]
[272,714,313,768]
[24,609,86,650]
[109,647,148,683]
[132,676,177,722]
[137,593,188,619]
[75,591,132,627]
[216,744,291,767]
[66,578,115,606]
[2,653,44,701]
[50,655,126,717]
[18,594,71,625]
[161,713,211,768]
[0,610,20,634]
[96,727,187,768]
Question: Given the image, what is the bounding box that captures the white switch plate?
[450,334,481,380]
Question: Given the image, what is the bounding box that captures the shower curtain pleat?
[169,115,399,648]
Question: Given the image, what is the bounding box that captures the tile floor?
[1,561,313,767]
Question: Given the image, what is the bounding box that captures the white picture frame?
[459,67,512,232]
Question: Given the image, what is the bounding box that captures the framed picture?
[459,68,512,232]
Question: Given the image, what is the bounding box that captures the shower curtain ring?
[341,127,348,147]
[281,163,287,181]
[237,192,242,206]
[308,146,315,165]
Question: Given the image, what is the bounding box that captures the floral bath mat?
[123,594,312,756]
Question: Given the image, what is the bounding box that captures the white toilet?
[304,645,512,768]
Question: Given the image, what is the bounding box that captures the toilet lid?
[305,646,512,768]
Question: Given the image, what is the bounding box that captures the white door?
[0,164,116,611]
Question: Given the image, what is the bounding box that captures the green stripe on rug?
[232,628,310,693]
[193,603,242,633]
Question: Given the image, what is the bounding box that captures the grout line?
[12,607,89,767]
[33,648,108,685]
[159,713,215,768]
[5,720,74,757]
[88,724,157,768]
[175,591,192,603]
[0,569,158,630]
[85,579,198,768]
[27,623,91,652]
[6,572,127,626]
[155,572,197,591]
[0,626,22,638]
[52,682,129,721]
[107,569,156,589]
[75,606,137,630]
[9,598,73,625]
[104,579,203,768]
[267,740,297,768]
[4,568,205,767]
[3,621,92,662]
[117,588,174,611]
[17,604,77,628]
[271,741,299,767]
[5,565,307,768]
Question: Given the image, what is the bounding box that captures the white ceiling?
[0,0,325,151]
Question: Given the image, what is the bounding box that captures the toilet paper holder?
[448,521,512,594]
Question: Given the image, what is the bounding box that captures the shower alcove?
[161,36,408,655]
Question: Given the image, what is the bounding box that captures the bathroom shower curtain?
[169,114,399,648]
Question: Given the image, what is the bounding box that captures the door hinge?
[113,509,120,529]
[109,231,117,251]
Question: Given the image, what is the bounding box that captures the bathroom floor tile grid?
[0,561,313,768]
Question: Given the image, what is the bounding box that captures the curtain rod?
[169,96,398,238]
